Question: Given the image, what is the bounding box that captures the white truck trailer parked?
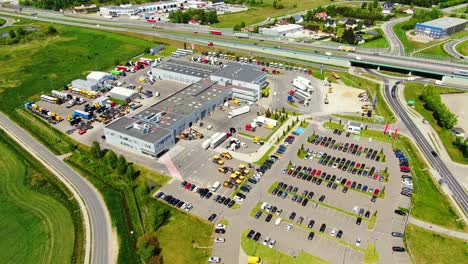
[293,77,314,93]
[292,89,312,102]
[210,132,229,149]
[235,33,250,38]
[228,105,250,118]
[255,116,278,127]
[201,139,212,149]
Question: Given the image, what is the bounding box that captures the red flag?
[384,123,389,134]
[393,129,398,139]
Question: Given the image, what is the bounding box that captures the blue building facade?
[415,17,467,39]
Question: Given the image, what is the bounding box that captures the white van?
[211,181,221,192]
[275,218,282,226]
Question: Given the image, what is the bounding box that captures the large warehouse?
[259,24,304,37]
[99,0,186,16]
[415,17,467,39]
[104,80,231,157]
[105,60,268,157]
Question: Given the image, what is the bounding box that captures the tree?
[240,21,246,28]
[126,165,136,181]
[45,25,57,35]
[361,2,367,9]
[17,27,26,36]
[341,28,356,44]
[372,0,378,8]
[105,150,117,168]
[8,29,16,39]
[91,141,102,159]
[153,205,171,230]
[116,155,127,174]
[288,16,295,24]
[233,24,241,31]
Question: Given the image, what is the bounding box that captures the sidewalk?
[408,217,468,240]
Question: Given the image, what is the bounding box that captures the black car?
[205,192,213,199]
[327,182,332,188]
[214,194,221,202]
[223,198,231,205]
[319,224,326,233]
[332,184,338,190]
[394,209,407,216]
[319,195,325,202]
[308,220,315,228]
[307,191,314,199]
[302,198,309,206]
[308,232,315,240]
[247,229,255,239]
[272,188,279,195]
[227,200,235,208]
[401,191,412,197]
[254,211,262,219]
[219,196,226,204]
[215,228,226,234]
[392,246,406,252]
[208,213,217,222]
[391,232,404,238]
[176,201,184,208]
[371,196,377,202]
[336,230,343,239]
[365,210,371,218]
[155,192,164,199]
[342,187,348,193]
[180,180,187,187]
[317,179,323,186]
[253,232,261,241]
[289,212,296,220]
[356,217,362,225]
[237,193,247,199]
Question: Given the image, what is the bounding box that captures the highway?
[0,113,113,264]
[381,16,410,56]
[444,37,467,59]
[382,80,468,215]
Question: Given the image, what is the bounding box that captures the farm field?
[215,0,333,28]
[0,131,76,264]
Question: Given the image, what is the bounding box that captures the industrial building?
[259,24,304,37]
[151,59,218,84]
[109,87,139,103]
[105,60,268,157]
[104,80,231,157]
[415,17,467,39]
[71,79,99,92]
[99,0,186,17]
[87,71,112,84]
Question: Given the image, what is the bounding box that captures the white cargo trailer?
[210,132,229,149]
[228,105,250,118]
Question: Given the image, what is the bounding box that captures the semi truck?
[228,105,250,118]
[255,116,278,127]
[234,33,249,38]
[339,45,356,52]
[51,90,70,100]
[73,110,91,120]
[210,30,222,35]
[292,89,312,102]
[293,77,314,93]
[201,139,212,150]
[210,132,230,149]
[41,95,59,104]
[115,65,130,72]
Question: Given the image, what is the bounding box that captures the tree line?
[420,86,458,130]
[304,2,387,24]
[19,0,159,10]
[387,0,466,8]
[168,9,218,24]
[1,25,58,45]
[400,8,442,31]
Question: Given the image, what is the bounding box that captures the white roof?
[270,24,303,33]
[110,87,137,98]
[87,71,109,81]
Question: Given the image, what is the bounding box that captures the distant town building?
[345,19,358,29]
[346,122,362,134]
[338,18,348,25]
[403,9,414,15]
[325,19,336,28]
[188,19,200,25]
[292,14,303,24]
[259,24,303,36]
[452,127,465,138]
[415,17,468,39]
[74,3,98,13]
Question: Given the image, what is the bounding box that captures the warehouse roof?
[87,71,109,81]
[152,79,229,116]
[109,87,137,98]
[264,24,303,33]
[152,59,218,78]
[105,117,174,143]
[418,17,467,30]
[211,62,267,84]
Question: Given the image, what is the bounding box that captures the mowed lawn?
[0,136,75,264]
[405,224,468,264]
[0,24,153,115]
[456,39,468,55]
[154,200,213,264]
[215,0,332,28]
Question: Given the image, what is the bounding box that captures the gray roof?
[349,121,362,127]
[419,17,468,30]
[211,62,267,84]
[106,117,173,143]
[153,59,218,79]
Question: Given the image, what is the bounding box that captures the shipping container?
[73,110,91,119]
[210,132,229,149]
[228,105,250,118]
[202,139,211,150]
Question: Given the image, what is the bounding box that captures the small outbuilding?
[71,79,98,91]
[346,121,362,134]
[452,127,465,138]
[93,96,109,106]
[87,71,111,84]
[109,87,139,103]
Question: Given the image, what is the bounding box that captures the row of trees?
[168,9,218,24]
[420,86,458,129]
[224,0,263,5]
[389,0,465,8]
[1,25,58,45]
[401,8,442,30]
[454,138,468,158]
[304,2,386,23]
[332,28,358,45]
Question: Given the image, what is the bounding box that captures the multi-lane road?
[383,80,468,214]
[444,37,467,59]
[381,16,410,56]
[0,113,113,264]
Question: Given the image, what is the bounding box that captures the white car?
[355,56,362,60]
[216,224,226,229]
[286,224,293,232]
[275,218,282,226]
[352,206,359,214]
[356,238,361,247]
[262,236,270,246]
[268,239,276,248]
[208,256,221,263]
[330,228,337,237]
[325,52,332,56]
[214,238,225,243]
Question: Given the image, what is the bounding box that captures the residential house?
[242,26,255,32]
[404,9,414,15]
[315,12,328,20]
[381,2,394,9]
[338,17,348,25]
[189,20,200,25]
[345,19,358,29]
[382,8,392,15]
[325,19,336,28]
[74,3,98,13]
[293,14,303,24]
[452,127,465,138]
[354,34,365,44]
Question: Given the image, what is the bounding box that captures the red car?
[315,170,322,176]
[373,174,379,180]
[346,180,352,187]
[184,182,192,189]
[356,163,361,169]
[374,189,380,196]
[311,169,316,176]
[78,129,87,135]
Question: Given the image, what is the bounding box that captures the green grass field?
[0,132,76,264]
[456,39,468,55]
[0,18,5,26]
[241,230,330,264]
[154,200,213,264]
[404,82,468,165]
[360,29,389,49]
[404,224,468,264]
[215,0,333,28]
